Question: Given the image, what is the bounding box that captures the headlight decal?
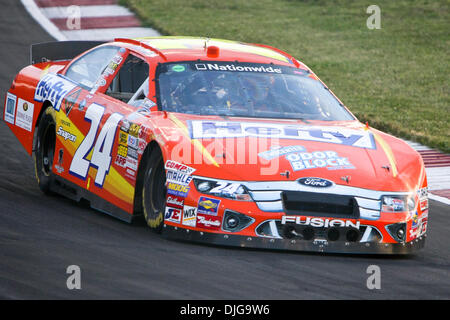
[381,195,415,212]
[193,178,252,201]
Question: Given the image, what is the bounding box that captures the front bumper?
[164,176,428,255]
[162,224,426,255]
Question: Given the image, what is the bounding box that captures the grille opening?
[256,221,382,243]
[282,191,360,219]
[302,227,315,240]
[346,230,360,242]
[282,225,296,239]
[327,228,340,241]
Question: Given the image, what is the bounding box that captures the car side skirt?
[49,174,134,223]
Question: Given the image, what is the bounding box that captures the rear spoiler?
[30,41,106,64]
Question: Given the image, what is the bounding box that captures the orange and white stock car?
[3,37,428,254]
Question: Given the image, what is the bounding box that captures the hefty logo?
[189,121,376,149]
[34,73,77,111]
[298,177,334,188]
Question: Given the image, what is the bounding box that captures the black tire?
[141,147,166,232]
[34,107,56,194]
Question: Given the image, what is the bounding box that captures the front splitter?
[162,225,426,255]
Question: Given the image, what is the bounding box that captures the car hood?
[154,113,425,193]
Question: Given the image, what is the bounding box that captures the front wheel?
[141,148,166,232]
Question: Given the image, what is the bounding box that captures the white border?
[429,193,450,206]
[21,0,67,40]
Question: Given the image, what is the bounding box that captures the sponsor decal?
[143,98,156,109]
[411,211,419,229]
[115,154,126,168]
[90,76,107,93]
[196,214,221,230]
[166,170,193,186]
[127,134,139,149]
[60,119,71,127]
[164,206,181,223]
[418,187,428,199]
[121,119,131,133]
[126,157,138,171]
[104,63,118,76]
[197,196,220,216]
[182,205,197,227]
[172,65,186,72]
[419,198,428,211]
[56,126,77,142]
[417,187,428,211]
[195,63,282,74]
[119,130,128,145]
[128,123,140,137]
[104,56,122,76]
[167,182,190,198]
[127,147,138,160]
[15,98,34,132]
[391,198,405,212]
[4,92,16,125]
[78,99,86,111]
[166,195,184,209]
[126,168,136,178]
[409,215,428,240]
[112,54,123,64]
[117,145,128,158]
[286,150,354,171]
[298,177,334,188]
[34,73,77,111]
[138,139,146,155]
[165,160,196,175]
[54,148,64,174]
[63,88,81,116]
[258,145,305,160]
[281,216,360,229]
[189,121,376,149]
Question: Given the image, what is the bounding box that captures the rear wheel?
[141,148,166,232]
[34,107,56,194]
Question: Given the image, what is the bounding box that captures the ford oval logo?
[298,177,334,188]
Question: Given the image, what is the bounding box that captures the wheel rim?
[41,124,55,176]
[144,155,167,219]
[151,159,167,213]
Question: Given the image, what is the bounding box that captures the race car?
[3,37,428,254]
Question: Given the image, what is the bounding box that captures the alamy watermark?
[366,265,381,290]
[66,265,81,290]
[66,5,81,30]
[366,5,381,29]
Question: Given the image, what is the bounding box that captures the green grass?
[121,0,450,152]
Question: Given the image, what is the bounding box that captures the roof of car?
[115,36,299,67]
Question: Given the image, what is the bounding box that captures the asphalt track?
[0,0,449,300]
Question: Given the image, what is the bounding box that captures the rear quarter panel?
[3,62,66,155]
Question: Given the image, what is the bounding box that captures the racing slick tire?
[141,147,166,233]
[34,106,56,195]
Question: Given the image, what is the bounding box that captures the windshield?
[156,61,354,121]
